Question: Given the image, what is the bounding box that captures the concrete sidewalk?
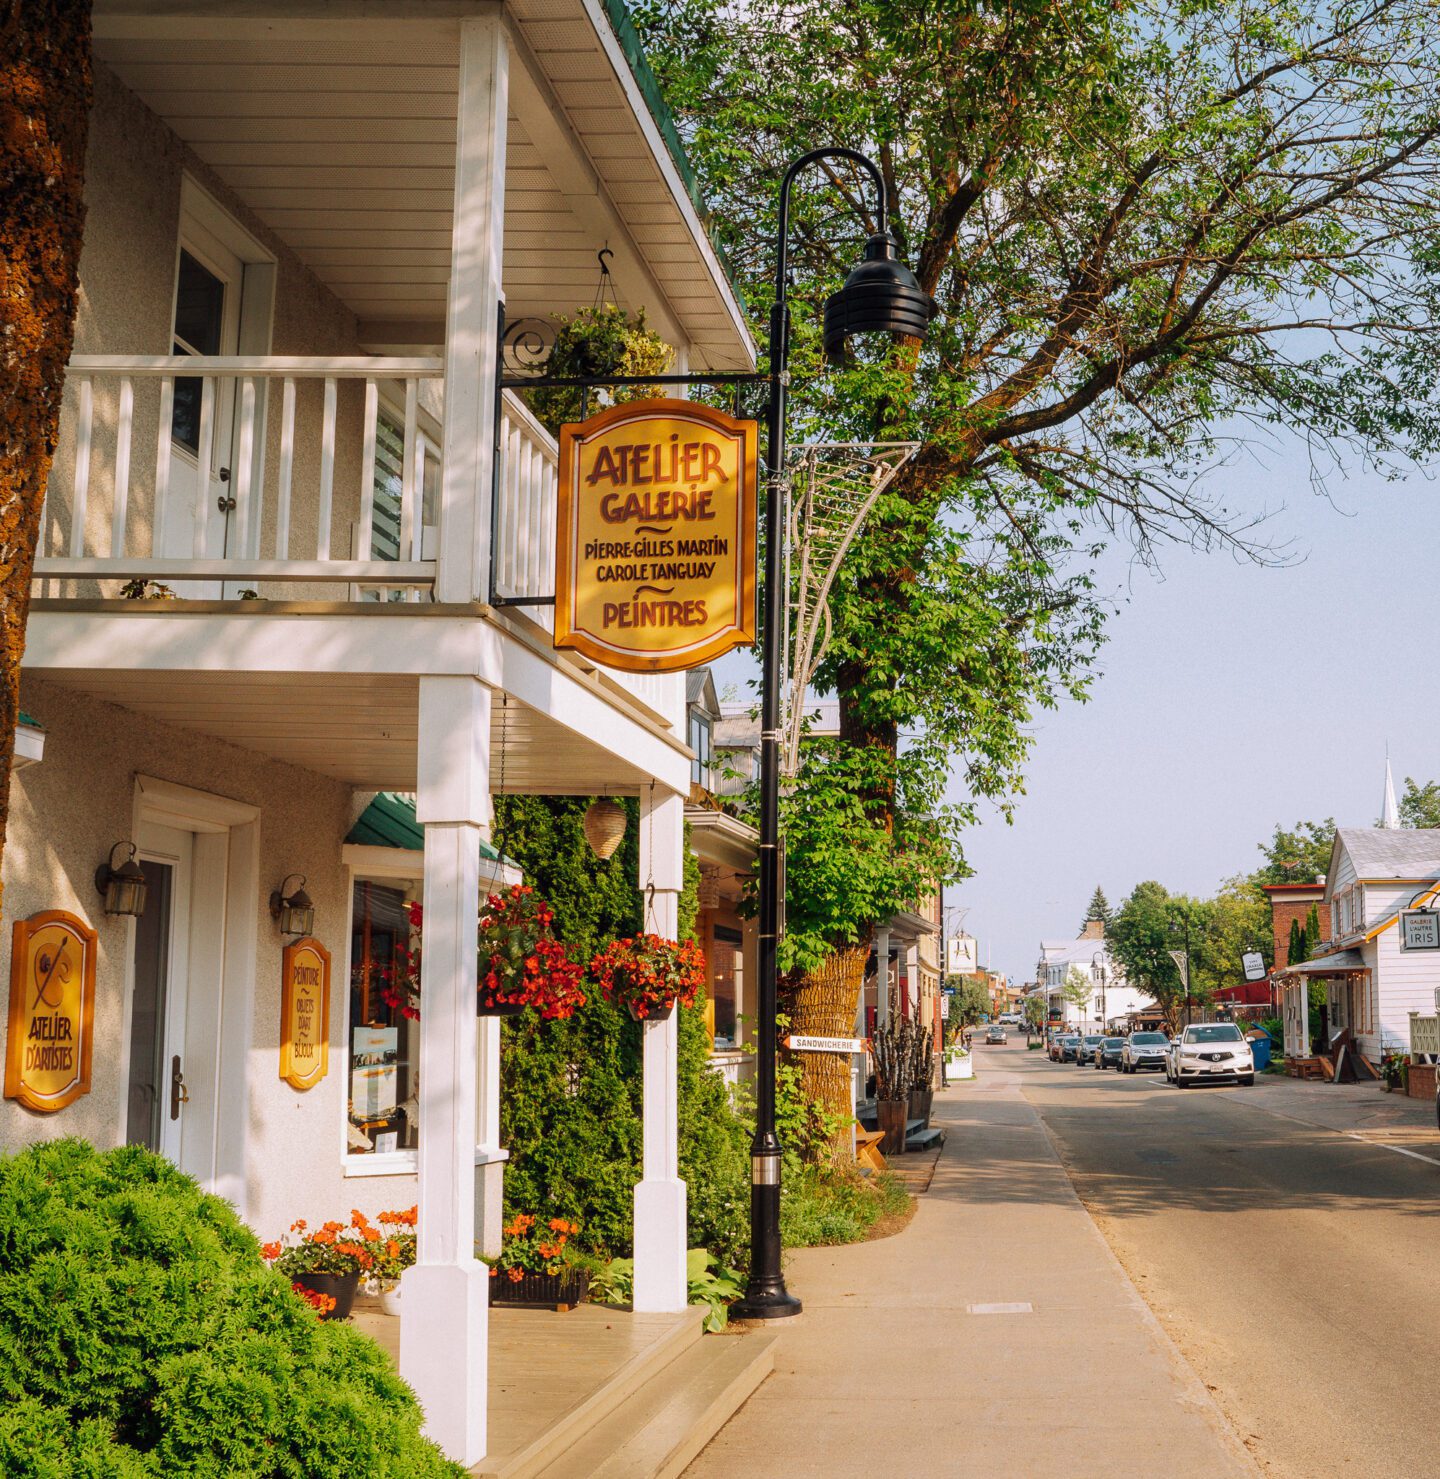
[685,1062,1257,1478]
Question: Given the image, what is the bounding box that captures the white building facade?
[4,3,752,1465]
[1036,922,1150,1031]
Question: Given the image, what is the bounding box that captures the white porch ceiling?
[92,3,753,369]
[38,667,671,795]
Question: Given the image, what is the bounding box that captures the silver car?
[1121,1031,1169,1073]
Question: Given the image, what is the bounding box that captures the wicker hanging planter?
[583,798,628,860]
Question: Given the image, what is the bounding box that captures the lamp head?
[823,232,935,366]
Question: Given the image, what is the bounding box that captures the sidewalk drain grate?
[967,1303,1033,1315]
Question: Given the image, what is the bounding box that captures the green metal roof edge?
[599,0,748,315]
[17,712,41,731]
[347,792,504,862]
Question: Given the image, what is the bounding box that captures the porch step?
[905,1126,943,1152]
[476,1311,703,1479]
[531,1330,777,1479]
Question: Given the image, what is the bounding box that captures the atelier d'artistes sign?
[5,910,97,1113]
[280,938,331,1091]
[555,399,758,673]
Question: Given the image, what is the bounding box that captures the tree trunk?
[785,944,868,1158]
[0,0,93,920]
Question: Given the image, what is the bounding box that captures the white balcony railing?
[37,354,686,726]
[1409,1013,1440,1058]
[38,355,445,591]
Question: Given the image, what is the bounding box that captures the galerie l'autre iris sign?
[555,398,758,673]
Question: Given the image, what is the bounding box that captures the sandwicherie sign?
[555,398,758,673]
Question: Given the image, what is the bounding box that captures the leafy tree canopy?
[632,0,1440,964]
[1251,820,1337,888]
[1399,777,1440,830]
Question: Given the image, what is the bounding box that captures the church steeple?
[1382,749,1400,829]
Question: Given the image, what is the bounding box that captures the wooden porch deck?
[351,1302,701,1477]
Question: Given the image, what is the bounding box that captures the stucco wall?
[44,64,380,598]
[0,677,420,1237]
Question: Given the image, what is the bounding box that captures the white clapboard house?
[3,1,753,1462]
[1275,828,1440,1069]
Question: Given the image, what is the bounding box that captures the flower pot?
[626,1001,675,1023]
[380,1282,403,1317]
[908,1087,933,1127]
[291,1271,360,1321]
[489,1269,591,1311]
[478,998,527,1017]
[876,1097,907,1156]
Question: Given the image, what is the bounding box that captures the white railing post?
[69,376,92,558]
[358,376,379,559]
[192,376,215,558]
[110,377,133,559]
[437,12,507,604]
[275,376,296,560]
[317,376,337,561]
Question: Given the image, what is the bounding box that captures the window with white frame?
[346,878,420,1159]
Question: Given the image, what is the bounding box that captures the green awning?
[347,792,505,863]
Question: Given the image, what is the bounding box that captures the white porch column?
[633,787,687,1313]
[875,928,891,1029]
[437,11,507,604]
[401,677,492,1467]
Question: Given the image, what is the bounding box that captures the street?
[1019,1041,1440,1477]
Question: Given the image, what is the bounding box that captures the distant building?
[1036,920,1152,1030]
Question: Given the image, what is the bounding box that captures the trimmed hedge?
[0,1140,462,1479]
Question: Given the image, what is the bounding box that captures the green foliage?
[0,1140,461,1479]
[632,0,1440,971]
[1082,886,1112,931]
[524,305,672,433]
[780,1165,910,1249]
[685,1249,746,1333]
[492,796,750,1265]
[1060,964,1093,1018]
[1399,778,1440,829]
[1252,820,1336,888]
[1107,882,1210,1031]
[945,973,990,1028]
[1287,917,1305,968]
[1023,995,1046,1031]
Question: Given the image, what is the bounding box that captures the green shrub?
[780,1165,911,1249]
[0,1139,461,1479]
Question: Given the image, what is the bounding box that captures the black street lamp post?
[734,148,934,1321]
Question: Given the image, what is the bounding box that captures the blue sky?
[951,445,1432,985]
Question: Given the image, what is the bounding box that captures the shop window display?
[347,880,419,1156]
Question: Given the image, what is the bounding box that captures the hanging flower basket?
[589,933,706,1022]
[384,887,586,1021]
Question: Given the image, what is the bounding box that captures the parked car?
[986,1024,1007,1044]
[1122,1031,1170,1073]
[1093,1036,1125,1070]
[1075,1034,1105,1065]
[1056,1034,1082,1062]
[1165,1023,1255,1086]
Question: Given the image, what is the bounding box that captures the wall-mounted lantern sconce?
[582,798,627,860]
[269,874,315,937]
[95,842,148,918]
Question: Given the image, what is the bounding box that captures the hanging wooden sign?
[5,910,97,1113]
[555,398,758,673]
[280,938,331,1091]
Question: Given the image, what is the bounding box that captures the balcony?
[36,354,684,725]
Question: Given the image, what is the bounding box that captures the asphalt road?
[1007,1040,1440,1477]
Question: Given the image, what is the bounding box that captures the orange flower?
[507,1267,524,1283]
[261,1241,281,1261]
[386,1240,401,1259]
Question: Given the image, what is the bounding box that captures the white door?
[127,820,228,1186]
[161,238,244,590]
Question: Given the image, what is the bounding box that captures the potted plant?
[365,1206,418,1315]
[524,303,673,434]
[262,1210,385,1320]
[870,1022,910,1155]
[1381,1051,1410,1093]
[589,932,706,1021]
[487,1214,589,1311]
[384,885,586,1020]
[908,1024,934,1127]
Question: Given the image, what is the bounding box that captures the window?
[346,880,419,1158]
[710,924,742,1049]
[171,250,227,454]
[689,710,713,788]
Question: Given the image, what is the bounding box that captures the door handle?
[170,1055,190,1121]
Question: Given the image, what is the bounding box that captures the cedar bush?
[0,1139,461,1479]
[494,796,751,1264]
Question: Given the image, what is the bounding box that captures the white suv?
[1166,1023,1255,1087]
